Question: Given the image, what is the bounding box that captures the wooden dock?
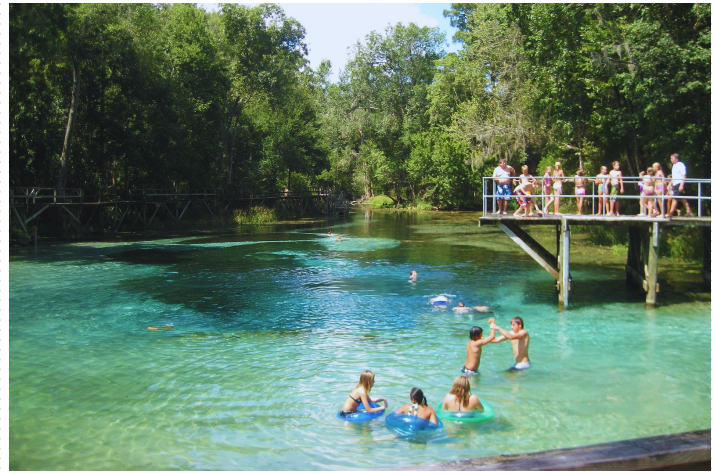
[479,213,711,308]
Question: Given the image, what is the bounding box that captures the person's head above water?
[470,326,483,340]
[457,302,465,307]
[450,376,471,405]
[511,316,524,329]
[356,370,375,392]
[410,387,428,406]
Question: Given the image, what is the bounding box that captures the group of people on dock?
[340,314,530,424]
[491,153,693,218]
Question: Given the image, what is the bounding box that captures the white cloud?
[198,3,457,82]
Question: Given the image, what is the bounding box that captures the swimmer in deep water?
[409,270,418,281]
[429,294,450,306]
[340,370,387,417]
[395,387,437,424]
[442,376,483,412]
[327,230,333,236]
[461,320,496,376]
[147,325,174,331]
[490,316,531,370]
[453,302,491,313]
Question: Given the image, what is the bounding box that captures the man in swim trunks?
[490,316,530,370]
[607,161,625,216]
[462,320,496,376]
[492,160,516,215]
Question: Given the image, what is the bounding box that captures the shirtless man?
[492,160,516,215]
[490,316,530,370]
[461,319,496,376]
[607,161,625,216]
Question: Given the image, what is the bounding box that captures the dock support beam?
[626,223,660,307]
[558,221,570,308]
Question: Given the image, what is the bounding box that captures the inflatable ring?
[435,400,495,423]
[336,401,384,423]
[385,412,443,435]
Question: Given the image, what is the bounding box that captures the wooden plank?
[497,222,559,279]
[389,429,711,471]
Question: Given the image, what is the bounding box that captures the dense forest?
[10,3,711,209]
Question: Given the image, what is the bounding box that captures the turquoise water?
[10,210,711,470]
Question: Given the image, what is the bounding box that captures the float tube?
[385,412,443,435]
[430,295,449,306]
[336,401,384,423]
[435,400,495,423]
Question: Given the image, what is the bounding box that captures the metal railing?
[482,176,711,217]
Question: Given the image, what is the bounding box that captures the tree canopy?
[10,3,710,209]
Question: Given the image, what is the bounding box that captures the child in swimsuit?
[551,162,565,215]
[595,166,610,215]
[442,376,484,412]
[340,370,387,416]
[652,162,666,217]
[640,168,656,216]
[607,161,625,216]
[572,169,587,215]
[542,166,554,215]
[395,388,438,424]
[637,171,647,216]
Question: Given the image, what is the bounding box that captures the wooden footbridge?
[10,187,349,239]
[480,177,711,308]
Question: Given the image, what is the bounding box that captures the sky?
[198,3,461,82]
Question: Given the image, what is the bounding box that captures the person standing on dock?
[607,161,625,216]
[490,316,531,370]
[665,153,693,218]
[492,159,516,215]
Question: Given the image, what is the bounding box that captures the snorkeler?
[490,316,531,370]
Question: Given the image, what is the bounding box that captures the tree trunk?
[57,59,81,190]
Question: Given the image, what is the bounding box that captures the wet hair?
[511,316,524,328]
[356,370,375,393]
[410,387,428,406]
[521,165,529,173]
[470,326,483,339]
[450,376,471,408]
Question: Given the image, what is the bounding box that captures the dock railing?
[482,176,711,217]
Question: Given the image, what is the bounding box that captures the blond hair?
[449,376,471,408]
[355,370,375,394]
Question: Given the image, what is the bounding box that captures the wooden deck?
[389,429,711,471]
[479,213,711,226]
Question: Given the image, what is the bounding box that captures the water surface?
[10,209,711,470]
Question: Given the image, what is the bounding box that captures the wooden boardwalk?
[10,187,349,239]
[479,213,711,307]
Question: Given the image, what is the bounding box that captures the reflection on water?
[10,209,711,470]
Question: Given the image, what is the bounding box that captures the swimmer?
[452,302,492,313]
[395,388,437,424]
[442,376,483,412]
[327,230,333,236]
[490,316,531,370]
[335,235,342,241]
[429,294,450,307]
[409,270,418,281]
[340,370,387,417]
[461,320,496,376]
[147,325,173,331]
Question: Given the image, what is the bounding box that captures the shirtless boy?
[490,316,530,370]
[607,161,625,216]
[461,319,496,376]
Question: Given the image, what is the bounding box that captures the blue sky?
[198,3,460,82]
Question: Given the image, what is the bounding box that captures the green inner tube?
[435,400,495,423]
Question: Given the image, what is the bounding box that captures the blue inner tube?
[385,412,443,435]
[435,401,495,423]
[336,401,384,423]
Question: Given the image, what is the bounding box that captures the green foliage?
[363,195,396,209]
[232,206,278,225]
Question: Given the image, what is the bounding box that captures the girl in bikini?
[572,169,588,215]
[395,387,438,424]
[442,376,484,412]
[551,162,565,215]
[542,166,554,215]
[340,370,387,416]
[595,166,610,215]
[640,168,656,217]
[652,162,666,217]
